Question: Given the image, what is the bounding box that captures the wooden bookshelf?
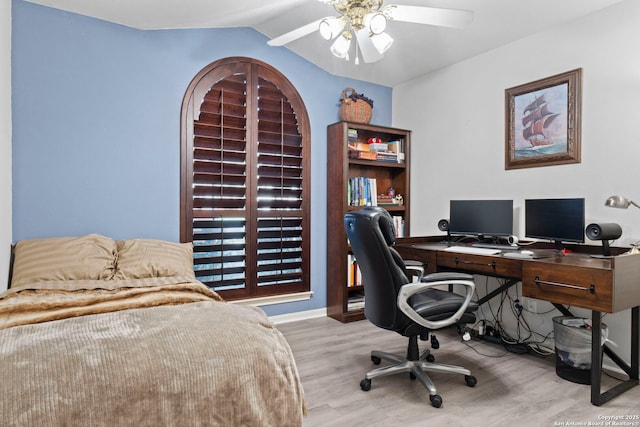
[326,121,411,322]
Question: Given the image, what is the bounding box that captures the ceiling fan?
[267,0,473,64]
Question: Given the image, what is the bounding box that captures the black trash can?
[552,316,607,385]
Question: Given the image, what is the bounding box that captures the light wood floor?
[277,316,640,427]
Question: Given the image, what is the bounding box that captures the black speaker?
[438,219,451,246]
[586,223,622,256]
[437,219,450,231]
[586,223,622,240]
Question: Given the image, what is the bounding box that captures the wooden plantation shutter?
[181,57,310,300]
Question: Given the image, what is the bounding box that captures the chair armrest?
[404,260,425,282]
[397,273,475,330]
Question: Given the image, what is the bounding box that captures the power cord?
[472,277,555,357]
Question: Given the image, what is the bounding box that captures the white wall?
[0,0,11,292]
[393,0,640,364]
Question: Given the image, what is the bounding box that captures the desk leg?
[632,306,639,381]
[590,306,640,406]
[591,311,603,405]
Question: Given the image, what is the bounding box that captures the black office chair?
[344,206,479,408]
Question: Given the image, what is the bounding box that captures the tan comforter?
[0,278,305,426]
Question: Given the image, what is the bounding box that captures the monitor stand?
[554,240,564,252]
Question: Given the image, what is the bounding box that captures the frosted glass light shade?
[368,13,387,34]
[319,17,345,40]
[330,34,351,58]
[371,32,393,54]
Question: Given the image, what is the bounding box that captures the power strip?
[479,334,502,345]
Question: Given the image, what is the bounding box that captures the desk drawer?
[522,263,613,312]
[437,252,521,278]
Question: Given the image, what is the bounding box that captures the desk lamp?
[605,195,640,210]
[605,195,640,254]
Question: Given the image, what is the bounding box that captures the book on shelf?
[347,294,365,311]
[347,254,355,287]
[346,254,364,288]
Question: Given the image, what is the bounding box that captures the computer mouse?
[521,250,534,255]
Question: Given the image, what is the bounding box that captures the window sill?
[229,291,313,307]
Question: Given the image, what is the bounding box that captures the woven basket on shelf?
[339,88,373,124]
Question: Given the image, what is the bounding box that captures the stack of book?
[348,141,377,160]
[387,140,405,162]
[377,194,399,206]
[369,142,399,163]
[347,294,365,311]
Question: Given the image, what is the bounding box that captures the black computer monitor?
[449,200,514,238]
[525,198,585,250]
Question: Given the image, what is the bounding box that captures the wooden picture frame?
[505,68,582,170]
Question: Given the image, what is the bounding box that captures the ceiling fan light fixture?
[319,17,345,40]
[330,33,352,58]
[270,1,474,65]
[367,13,387,35]
[371,32,393,54]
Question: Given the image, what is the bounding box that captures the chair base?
[361,336,477,407]
[365,350,472,395]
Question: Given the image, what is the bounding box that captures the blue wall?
[11,0,392,316]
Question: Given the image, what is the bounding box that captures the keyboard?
[443,246,501,255]
[471,243,519,251]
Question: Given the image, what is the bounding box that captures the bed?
[0,234,305,426]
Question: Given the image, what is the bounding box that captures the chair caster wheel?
[371,355,381,365]
[409,372,416,381]
[360,378,372,391]
[430,394,443,408]
[430,335,440,349]
[465,375,477,387]
[426,354,435,363]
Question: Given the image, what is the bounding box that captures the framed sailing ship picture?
[505,68,582,170]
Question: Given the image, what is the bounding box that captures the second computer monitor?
[525,198,585,249]
[449,200,514,238]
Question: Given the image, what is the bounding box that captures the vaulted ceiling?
[25,0,625,86]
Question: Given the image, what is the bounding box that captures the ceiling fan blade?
[384,5,473,28]
[267,18,325,46]
[356,29,384,63]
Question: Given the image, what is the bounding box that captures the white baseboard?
[269,308,327,325]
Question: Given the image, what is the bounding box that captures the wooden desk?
[395,236,640,406]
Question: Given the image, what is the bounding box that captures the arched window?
[180,57,310,300]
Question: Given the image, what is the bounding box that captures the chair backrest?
[344,207,411,332]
